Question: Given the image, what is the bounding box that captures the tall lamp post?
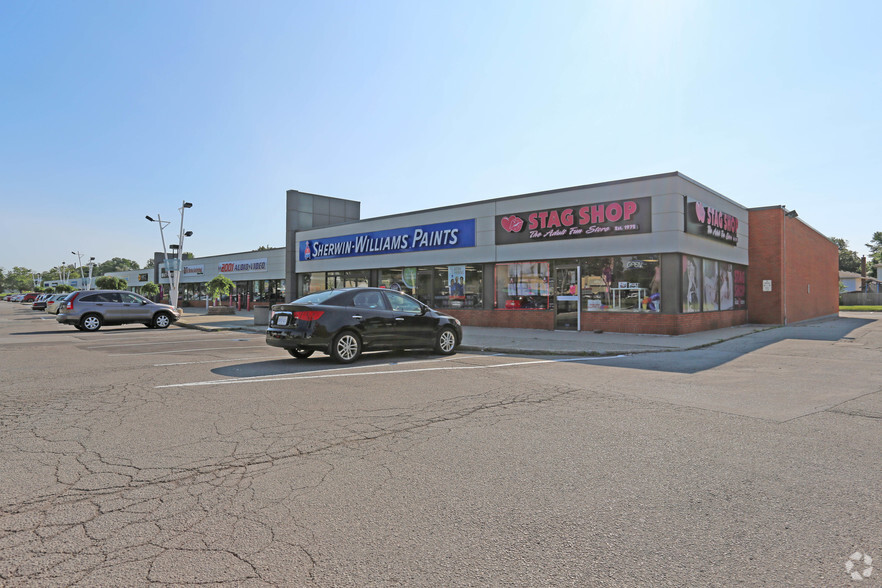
[86,257,96,290]
[71,251,87,288]
[146,201,193,310]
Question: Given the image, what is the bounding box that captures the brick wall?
[783,213,839,322]
[747,208,785,323]
[748,207,838,324]
[446,309,747,335]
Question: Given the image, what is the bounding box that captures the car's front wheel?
[330,331,362,363]
[287,347,314,359]
[152,312,173,329]
[434,327,458,355]
[80,314,102,332]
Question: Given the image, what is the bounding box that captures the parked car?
[266,287,462,363]
[44,294,66,314]
[20,293,39,303]
[56,290,182,332]
[31,294,52,311]
[48,293,72,315]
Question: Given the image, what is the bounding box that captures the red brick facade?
[747,207,838,324]
[447,309,749,336]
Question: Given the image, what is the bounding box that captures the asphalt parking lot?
[1,303,880,586]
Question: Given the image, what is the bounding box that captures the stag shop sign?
[495,197,652,245]
[299,219,476,261]
[685,198,739,245]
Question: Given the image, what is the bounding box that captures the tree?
[4,267,35,292]
[206,275,235,306]
[95,275,128,290]
[831,237,862,273]
[95,258,140,275]
[54,283,75,293]
[866,232,882,270]
[140,282,160,300]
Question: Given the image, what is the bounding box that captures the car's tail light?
[66,292,79,310]
[292,310,324,321]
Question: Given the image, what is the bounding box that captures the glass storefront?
[580,255,661,312]
[494,262,551,309]
[682,255,746,313]
[302,271,369,295]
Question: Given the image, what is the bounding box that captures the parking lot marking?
[87,337,251,349]
[156,356,614,388]
[109,344,265,356]
[154,354,466,368]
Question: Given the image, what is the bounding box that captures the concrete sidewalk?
[176,308,775,356]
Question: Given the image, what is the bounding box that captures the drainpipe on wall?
[782,208,787,324]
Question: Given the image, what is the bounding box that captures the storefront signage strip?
[684,198,739,245]
[218,258,268,273]
[495,197,652,245]
[299,219,476,261]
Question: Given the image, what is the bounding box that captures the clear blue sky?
[2,0,879,274]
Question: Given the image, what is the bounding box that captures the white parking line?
[88,337,251,349]
[109,345,265,356]
[153,353,466,368]
[156,356,616,388]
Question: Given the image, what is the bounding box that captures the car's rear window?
[293,290,343,305]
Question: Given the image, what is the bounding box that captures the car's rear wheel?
[435,327,457,355]
[330,331,362,363]
[287,347,314,359]
[80,314,102,332]
[152,312,172,329]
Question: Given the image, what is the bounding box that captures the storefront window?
[180,283,206,302]
[494,262,550,309]
[302,271,368,295]
[379,267,432,304]
[432,265,483,309]
[682,255,747,312]
[581,255,660,312]
[682,255,702,313]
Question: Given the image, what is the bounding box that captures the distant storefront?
[108,249,287,309]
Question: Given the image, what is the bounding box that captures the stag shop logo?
[500,215,524,233]
[688,200,739,244]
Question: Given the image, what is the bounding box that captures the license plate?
[277,315,289,326]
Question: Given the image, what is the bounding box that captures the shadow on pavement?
[575,316,875,374]
[211,349,446,378]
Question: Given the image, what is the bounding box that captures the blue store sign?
[299,219,476,261]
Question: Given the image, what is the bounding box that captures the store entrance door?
[554,265,580,331]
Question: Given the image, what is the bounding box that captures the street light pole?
[146,201,192,310]
[87,257,96,290]
[71,251,86,285]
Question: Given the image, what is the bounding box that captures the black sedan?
[266,287,463,363]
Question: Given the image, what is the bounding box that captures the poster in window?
[719,263,734,311]
[702,259,719,311]
[733,267,747,310]
[448,265,465,300]
[682,255,701,313]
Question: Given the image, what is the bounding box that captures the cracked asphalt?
[1,304,880,586]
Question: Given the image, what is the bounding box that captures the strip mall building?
[287,172,838,335]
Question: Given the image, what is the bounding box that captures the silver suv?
[56,290,182,332]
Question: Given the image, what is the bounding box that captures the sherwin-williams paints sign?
[495,197,651,245]
[299,219,476,261]
[685,198,739,245]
